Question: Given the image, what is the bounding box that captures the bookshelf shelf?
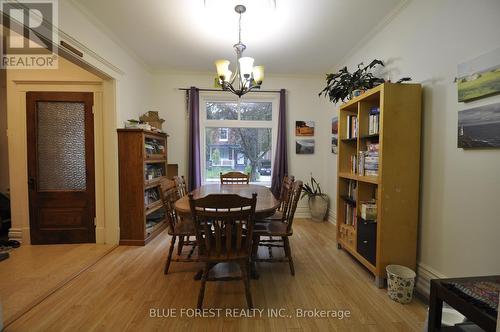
[336,83,422,287]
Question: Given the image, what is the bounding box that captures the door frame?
[6,80,118,244]
[26,91,96,244]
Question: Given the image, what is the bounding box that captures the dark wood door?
[27,92,95,244]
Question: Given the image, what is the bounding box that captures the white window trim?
[199,92,279,186]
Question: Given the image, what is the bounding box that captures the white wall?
[332,0,500,278]
[152,72,334,217]
[60,0,154,124]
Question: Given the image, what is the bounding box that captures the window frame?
[199,92,279,186]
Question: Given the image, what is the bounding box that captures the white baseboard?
[328,210,337,225]
[415,263,446,298]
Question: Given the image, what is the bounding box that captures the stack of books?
[346,115,358,139]
[368,107,380,135]
[356,142,380,176]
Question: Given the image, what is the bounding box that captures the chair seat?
[256,211,283,223]
[254,220,292,236]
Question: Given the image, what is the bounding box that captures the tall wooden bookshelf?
[336,83,422,287]
[117,129,169,245]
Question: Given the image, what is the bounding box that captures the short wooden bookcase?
[336,83,422,287]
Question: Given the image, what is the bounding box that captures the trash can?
[386,264,416,304]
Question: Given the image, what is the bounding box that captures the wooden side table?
[428,276,499,332]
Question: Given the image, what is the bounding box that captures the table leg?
[428,281,443,332]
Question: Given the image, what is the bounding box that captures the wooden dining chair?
[252,180,303,275]
[173,175,188,199]
[159,178,197,275]
[264,175,295,222]
[189,193,257,309]
[220,171,250,184]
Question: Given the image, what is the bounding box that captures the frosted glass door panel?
[37,101,87,191]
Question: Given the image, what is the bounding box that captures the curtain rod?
[178,88,282,94]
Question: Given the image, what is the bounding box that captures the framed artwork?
[457,47,500,102]
[458,102,500,148]
[296,139,315,154]
[331,116,338,154]
[295,121,315,136]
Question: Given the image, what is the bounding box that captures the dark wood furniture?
[26,92,96,244]
[429,276,499,332]
[189,193,257,309]
[173,176,188,199]
[175,184,279,219]
[253,181,303,276]
[264,175,294,221]
[167,163,179,178]
[220,171,250,184]
[117,129,169,245]
[160,178,196,274]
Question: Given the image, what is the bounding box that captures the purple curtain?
[271,89,288,198]
[187,87,201,191]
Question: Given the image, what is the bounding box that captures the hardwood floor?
[4,220,427,331]
[0,243,115,326]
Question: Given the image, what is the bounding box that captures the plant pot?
[308,194,329,222]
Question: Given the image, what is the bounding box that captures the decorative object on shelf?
[295,120,315,136]
[295,139,314,154]
[139,111,165,131]
[458,101,500,148]
[301,174,329,222]
[457,46,500,102]
[319,59,385,104]
[331,116,338,154]
[125,119,151,131]
[213,4,265,98]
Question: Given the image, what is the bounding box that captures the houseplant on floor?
[301,175,329,222]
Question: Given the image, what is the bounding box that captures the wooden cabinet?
[117,129,169,245]
[336,83,422,287]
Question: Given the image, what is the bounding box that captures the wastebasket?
[386,264,416,304]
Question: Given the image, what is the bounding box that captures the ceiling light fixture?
[214,4,264,98]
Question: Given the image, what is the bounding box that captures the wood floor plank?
[4,219,427,331]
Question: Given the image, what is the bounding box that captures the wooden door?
[27,92,95,244]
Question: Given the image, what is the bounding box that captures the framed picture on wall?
[458,101,500,148]
[295,121,315,136]
[457,47,500,102]
[296,139,315,154]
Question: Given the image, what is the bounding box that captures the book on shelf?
[344,202,357,227]
[346,115,358,139]
[350,154,357,174]
[368,107,380,135]
[357,142,380,176]
[347,180,357,200]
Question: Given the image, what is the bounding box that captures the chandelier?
[214,5,264,98]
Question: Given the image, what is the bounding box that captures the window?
[201,95,277,185]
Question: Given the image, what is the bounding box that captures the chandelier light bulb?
[215,59,230,79]
[253,65,265,84]
[239,57,255,79]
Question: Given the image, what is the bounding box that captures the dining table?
[174,183,280,219]
[174,183,280,279]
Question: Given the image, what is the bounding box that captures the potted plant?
[319,59,385,104]
[301,175,329,222]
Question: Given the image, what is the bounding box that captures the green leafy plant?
[301,174,326,200]
[319,59,385,104]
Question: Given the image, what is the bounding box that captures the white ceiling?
[73,0,405,74]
